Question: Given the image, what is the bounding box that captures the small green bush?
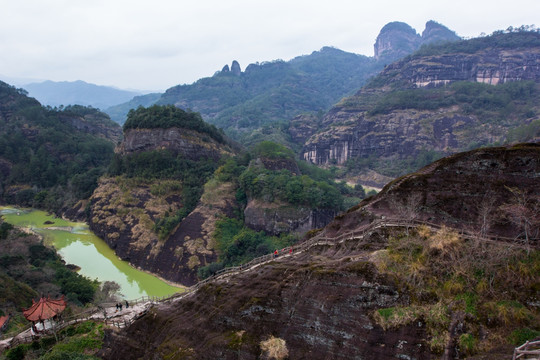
[509,328,540,345]
[458,333,477,355]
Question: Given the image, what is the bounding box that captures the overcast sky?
[1,0,538,91]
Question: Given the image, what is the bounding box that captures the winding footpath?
[1,217,535,351]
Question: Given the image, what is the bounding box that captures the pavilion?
[23,295,67,333]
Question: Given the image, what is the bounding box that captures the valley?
[0,207,182,299]
[0,22,539,360]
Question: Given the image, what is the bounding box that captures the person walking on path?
[125,300,129,309]
[274,249,278,258]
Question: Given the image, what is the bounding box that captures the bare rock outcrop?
[303,32,540,177]
[100,245,430,360]
[243,199,335,236]
[374,20,460,62]
[89,178,238,286]
[117,127,233,160]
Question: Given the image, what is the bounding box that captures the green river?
[0,206,182,299]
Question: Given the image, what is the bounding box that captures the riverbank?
[0,206,184,298]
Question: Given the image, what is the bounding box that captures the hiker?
[115,303,119,311]
[289,247,292,254]
[274,249,278,258]
[119,303,123,311]
[125,300,129,309]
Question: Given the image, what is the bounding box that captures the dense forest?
[0,81,119,212]
[157,47,382,144]
[197,141,367,278]
[123,104,225,144]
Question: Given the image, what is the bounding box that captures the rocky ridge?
[374,20,459,62]
[243,198,336,236]
[88,176,238,287]
[303,31,540,185]
[100,144,539,359]
[324,143,540,240]
[117,127,233,160]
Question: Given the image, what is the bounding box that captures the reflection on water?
[0,207,182,299]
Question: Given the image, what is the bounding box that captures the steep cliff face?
[382,47,540,88]
[89,177,238,286]
[241,156,338,236]
[303,32,540,183]
[304,108,478,166]
[101,237,432,360]
[243,199,335,236]
[374,20,459,62]
[88,115,237,286]
[287,113,322,144]
[325,143,540,240]
[374,22,421,62]
[100,145,539,360]
[60,112,122,143]
[117,127,233,160]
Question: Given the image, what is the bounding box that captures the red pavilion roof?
[23,296,66,322]
[0,315,8,329]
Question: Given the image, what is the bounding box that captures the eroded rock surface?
[100,241,431,360]
[117,127,233,160]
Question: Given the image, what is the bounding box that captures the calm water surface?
[0,206,182,299]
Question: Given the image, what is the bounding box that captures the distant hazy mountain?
[22,80,143,110]
[105,92,162,124]
[374,20,460,62]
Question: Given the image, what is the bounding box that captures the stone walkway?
[0,300,156,351]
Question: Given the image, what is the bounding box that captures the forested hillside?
[303,29,540,185]
[0,81,120,212]
[87,105,366,285]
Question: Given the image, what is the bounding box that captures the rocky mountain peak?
[231,60,242,75]
[373,21,421,61]
[421,20,460,44]
[221,64,230,72]
[374,20,460,62]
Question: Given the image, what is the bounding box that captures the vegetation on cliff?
[196,141,366,279]
[413,26,540,57]
[156,47,381,142]
[0,81,118,212]
[368,80,538,119]
[307,29,540,182]
[372,225,539,356]
[340,80,540,177]
[107,151,217,240]
[0,218,99,337]
[123,105,225,144]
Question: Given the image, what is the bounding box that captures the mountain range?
[21,80,142,110]
[0,20,539,360]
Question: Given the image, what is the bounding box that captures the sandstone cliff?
[243,198,335,236]
[303,31,540,185]
[117,127,233,160]
[374,20,459,62]
[89,177,238,286]
[241,156,338,236]
[100,145,539,360]
[325,143,540,240]
[64,113,122,144]
[381,45,540,88]
[88,113,236,286]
